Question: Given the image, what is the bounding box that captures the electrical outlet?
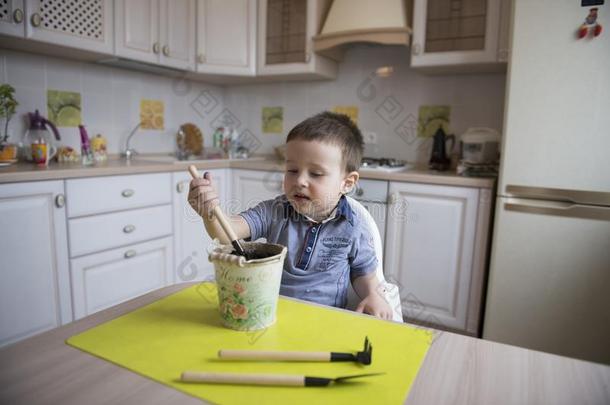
[363,131,378,145]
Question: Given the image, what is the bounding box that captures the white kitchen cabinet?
[0,180,72,347]
[257,0,336,79]
[23,0,113,53]
[0,0,25,37]
[411,0,510,72]
[115,0,195,70]
[384,181,491,334]
[231,168,284,213]
[172,169,229,282]
[66,173,174,319]
[195,0,256,75]
[70,236,173,319]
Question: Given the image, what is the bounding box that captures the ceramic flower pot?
[209,242,287,331]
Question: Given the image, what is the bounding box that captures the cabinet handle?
[124,250,137,259]
[153,42,160,54]
[13,8,24,23]
[177,181,186,193]
[197,53,206,64]
[389,192,400,204]
[55,194,65,208]
[412,43,421,56]
[162,45,170,57]
[30,12,41,27]
[123,224,136,233]
[121,189,134,198]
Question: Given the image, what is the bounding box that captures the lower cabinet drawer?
[68,205,172,257]
[70,237,173,319]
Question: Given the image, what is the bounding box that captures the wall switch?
[363,131,378,144]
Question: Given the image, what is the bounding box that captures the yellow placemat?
[67,283,432,404]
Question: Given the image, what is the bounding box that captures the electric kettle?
[23,110,61,161]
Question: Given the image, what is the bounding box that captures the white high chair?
[345,196,404,322]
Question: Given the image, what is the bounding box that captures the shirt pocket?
[315,248,349,273]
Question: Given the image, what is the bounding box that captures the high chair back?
[345,197,403,322]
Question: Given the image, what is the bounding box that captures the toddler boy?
[189,112,392,319]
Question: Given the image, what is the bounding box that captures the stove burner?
[361,157,407,169]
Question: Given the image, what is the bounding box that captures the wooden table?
[1,283,609,404]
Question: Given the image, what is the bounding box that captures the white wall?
[0,49,225,155]
[224,45,506,163]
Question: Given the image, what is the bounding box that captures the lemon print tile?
[418,105,450,138]
[332,105,359,124]
[47,89,82,127]
[140,99,164,130]
[262,106,283,134]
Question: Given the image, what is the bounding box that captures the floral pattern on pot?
[212,243,286,331]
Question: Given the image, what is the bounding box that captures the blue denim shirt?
[240,195,377,308]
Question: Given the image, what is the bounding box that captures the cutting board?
[67,283,432,404]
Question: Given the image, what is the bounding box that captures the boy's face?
[284,139,358,221]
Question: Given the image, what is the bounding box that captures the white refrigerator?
[483,0,610,364]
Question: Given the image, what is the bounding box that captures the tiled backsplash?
[225,45,507,163]
[1,49,226,155]
[2,45,506,163]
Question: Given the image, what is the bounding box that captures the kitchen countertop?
[0,155,496,189]
[0,283,608,405]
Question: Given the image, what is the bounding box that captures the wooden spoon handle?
[187,165,239,242]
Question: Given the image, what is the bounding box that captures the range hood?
[313,0,411,60]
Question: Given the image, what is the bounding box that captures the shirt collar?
[282,194,354,226]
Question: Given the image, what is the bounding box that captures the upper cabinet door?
[0,0,26,37]
[24,0,113,54]
[257,0,336,79]
[411,0,507,71]
[196,0,256,75]
[160,0,195,70]
[115,0,159,64]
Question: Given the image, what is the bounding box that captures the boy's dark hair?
[286,111,364,173]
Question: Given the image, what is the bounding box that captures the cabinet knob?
[153,42,160,54]
[121,189,134,198]
[124,250,137,259]
[55,194,65,208]
[305,52,311,63]
[123,224,136,234]
[30,12,41,27]
[177,182,186,193]
[197,53,205,64]
[412,43,421,56]
[162,45,170,57]
[13,8,24,23]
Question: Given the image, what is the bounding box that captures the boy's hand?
[188,172,219,220]
[356,292,394,320]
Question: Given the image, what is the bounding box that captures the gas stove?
[360,157,412,172]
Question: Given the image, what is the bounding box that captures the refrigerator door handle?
[504,198,610,221]
[505,185,610,206]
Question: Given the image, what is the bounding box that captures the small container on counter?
[91,134,108,162]
[79,125,94,166]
